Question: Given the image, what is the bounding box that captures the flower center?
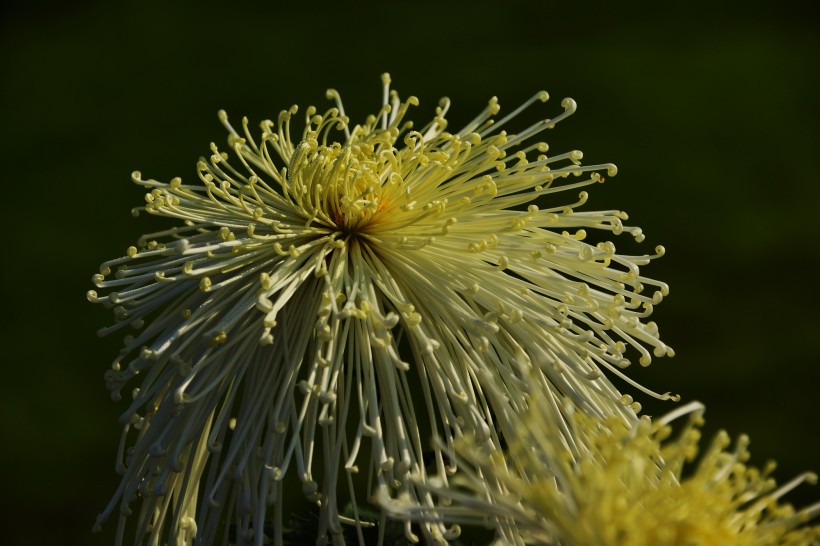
[289,136,396,239]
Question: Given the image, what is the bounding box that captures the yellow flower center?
[289,134,397,239]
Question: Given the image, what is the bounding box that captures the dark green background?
[2,1,818,544]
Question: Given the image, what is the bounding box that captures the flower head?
[385,395,820,546]
[88,74,672,545]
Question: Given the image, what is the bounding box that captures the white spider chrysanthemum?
[88,74,674,545]
[383,395,820,546]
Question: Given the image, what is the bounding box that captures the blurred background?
[2,0,818,544]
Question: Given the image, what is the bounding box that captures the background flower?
[383,396,820,545]
[2,1,818,545]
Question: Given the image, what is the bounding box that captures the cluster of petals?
[384,393,820,546]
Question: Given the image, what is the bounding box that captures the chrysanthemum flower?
[88,74,673,545]
[384,395,820,545]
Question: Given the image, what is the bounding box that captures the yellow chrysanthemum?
[386,396,820,546]
[88,74,673,545]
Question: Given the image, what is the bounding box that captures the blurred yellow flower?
[385,395,820,545]
[88,74,672,545]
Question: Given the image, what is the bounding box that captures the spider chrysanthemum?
[88,74,673,545]
[384,396,820,546]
